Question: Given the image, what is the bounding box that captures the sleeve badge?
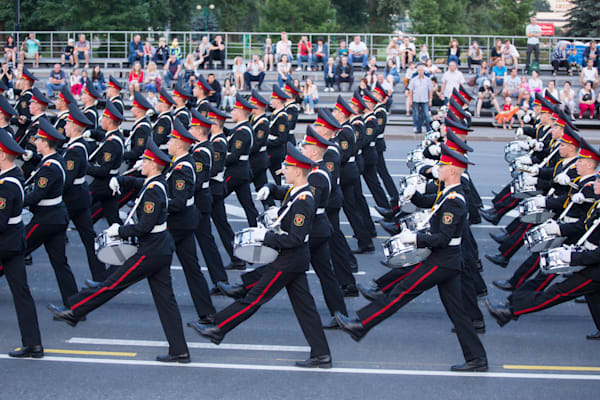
[137,138,145,147]
[326,162,334,172]
[143,201,155,213]
[66,160,75,170]
[195,162,203,172]
[157,126,165,134]
[176,180,185,190]
[214,152,220,161]
[294,214,305,227]
[0,197,6,209]
[37,177,48,188]
[341,141,348,150]
[235,140,242,149]
[279,124,286,133]
[103,152,112,162]
[443,212,454,225]
[257,130,264,138]
[366,128,374,136]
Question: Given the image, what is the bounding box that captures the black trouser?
[467,57,482,70]
[68,207,106,281]
[91,194,122,225]
[335,76,353,91]
[194,211,228,285]
[357,262,487,362]
[552,59,569,74]
[226,177,258,227]
[363,162,391,209]
[526,44,540,71]
[244,72,265,88]
[1,251,42,347]
[214,260,330,357]
[209,50,225,69]
[498,221,533,260]
[325,76,335,89]
[308,235,347,316]
[327,207,357,287]
[508,253,541,289]
[350,180,375,248]
[69,252,189,356]
[510,270,557,294]
[376,150,399,207]
[268,156,284,186]
[171,228,216,318]
[25,222,78,307]
[210,193,236,262]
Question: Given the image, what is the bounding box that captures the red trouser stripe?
[498,198,518,215]
[225,176,231,183]
[381,263,422,292]
[535,274,556,292]
[91,207,103,218]
[118,189,135,205]
[245,281,258,290]
[26,224,39,240]
[497,191,511,204]
[503,224,532,257]
[362,265,438,326]
[219,270,282,329]
[509,222,523,236]
[514,279,592,315]
[515,256,540,289]
[71,255,146,310]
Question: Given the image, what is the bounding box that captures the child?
[568,47,580,76]
[147,91,158,107]
[496,96,518,129]
[70,68,82,97]
[62,38,75,67]
[418,44,430,63]
[221,78,236,111]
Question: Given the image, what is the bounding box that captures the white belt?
[73,177,86,185]
[369,142,376,147]
[304,234,309,243]
[186,197,195,207]
[357,150,362,155]
[239,155,249,161]
[347,156,355,163]
[267,134,278,140]
[8,215,22,224]
[584,240,598,251]
[316,208,325,215]
[38,196,62,206]
[109,168,120,175]
[259,146,267,152]
[562,216,578,223]
[449,237,462,246]
[151,222,167,233]
[211,171,225,182]
[201,181,210,189]
[376,134,384,139]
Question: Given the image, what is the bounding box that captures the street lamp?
[196,3,215,32]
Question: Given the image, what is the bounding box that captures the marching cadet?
[336,144,488,372]
[88,101,125,225]
[123,91,154,168]
[191,143,332,369]
[225,93,259,227]
[20,88,52,179]
[194,75,213,116]
[207,104,246,271]
[106,76,125,115]
[153,87,175,151]
[0,95,18,137]
[25,118,79,307]
[283,81,300,146]
[173,84,192,128]
[50,139,191,364]
[0,129,43,359]
[249,88,273,209]
[81,80,101,133]
[13,67,36,142]
[53,86,76,142]
[267,84,290,185]
[188,109,230,291]
[62,104,107,285]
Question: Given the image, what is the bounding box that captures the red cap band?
[440,153,467,169]
[67,114,87,127]
[142,148,168,166]
[284,154,312,170]
[314,116,337,131]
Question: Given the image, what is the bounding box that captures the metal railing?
[2,31,599,67]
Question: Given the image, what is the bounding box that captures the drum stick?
[120,167,139,176]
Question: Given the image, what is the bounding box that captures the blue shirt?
[492,65,506,78]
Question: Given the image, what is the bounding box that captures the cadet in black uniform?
[19,88,51,179]
[80,81,101,149]
[172,85,192,128]
[336,145,488,372]
[50,139,190,364]
[194,75,212,116]
[283,81,300,146]
[25,118,79,306]
[153,87,175,151]
[53,86,75,145]
[225,94,259,227]
[249,89,273,209]
[13,67,36,142]
[0,129,43,359]
[267,85,290,185]
[191,143,332,369]
[0,95,18,137]
[124,91,154,168]
[107,76,125,116]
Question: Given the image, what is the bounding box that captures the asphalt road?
[1,127,599,399]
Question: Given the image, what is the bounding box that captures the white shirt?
[276,40,292,56]
[247,60,264,75]
[526,24,541,45]
[442,70,465,98]
[349,41,367,55]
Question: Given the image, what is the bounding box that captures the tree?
[533,0,551,12]
[258,0,338,32]
[215,0,260,32]
[332,0,368,31]
[409,0,466,34]
[565,0,600,37]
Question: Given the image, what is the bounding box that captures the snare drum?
[504,141,528,163]
[406,148,425,170]
[524,224,565,252]
[511,172,541,199]
[233,227,278,264]
[382,233,432,267]
[399,210,431,232]
[540,247,584,274]
[398,174,427,194]
[95,231,139,265]
[258,206,280,229]
[519,196,554,224]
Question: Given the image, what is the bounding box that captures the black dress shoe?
[380,260,395,268]
[489,232,509,244]
[224,259,246,270]
[156,353,191,363]
[380,220,401,235]
[217,281,247,299]
[342,284,359,297]
[485,254,509,268]
[53,314,86,322]
[190,322,224,345]
[370,231,378,238]
[375,205,397,219]
[323,317,340,329]
[187,315,215,327]
[295,355,332,369]
[574,296,587,304]
[357,283,381,301]
[209,287,224,296]
[492,280,515,291]
[352,246,375,254]
[85,279,102,288]
[47,304,80,327]
[9,345,44,358]
[349,261,358,273]
[486,300,515,327]
[24,254,32,266]
[334,311,367,342]
[586,330,600,340]
[481,210,501,225]
[450,357,488,372]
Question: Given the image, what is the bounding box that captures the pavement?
[1,133,599,399]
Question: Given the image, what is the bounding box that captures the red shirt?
[129,71,144,83]
[297,41,312,56]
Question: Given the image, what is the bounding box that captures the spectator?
[153,37,169,65]
[335,56,353,91]
[568,47,581,76]
[231,56,246,91]
[208,35,226,69]
[544,80,559,101]
[502,68,520,98]
[441,61,465,103]
[525,16,541,73]
[447,38,461,65]
[337,40,349,61]
[559,81,576,118]
[70,68,82,97]
[468,41,483,74]
[221,78,236,111]
[182,54,196,85]
[128,61,144,99]
[403,62,417,115]
[366,56,378,86]
[207,73,221,106]
[244,54,265,90]
[386,38,399,65]
[476,79,501,117]
[528,70,543,95]
[0,63,14,94]
[195,36,210,70]
[276,32,293,63]
[517,75,530,104]
[431,76,444,107]
[551,42,569,76]
[61,38,75,67]
[128,35,144,66]
[348,36,368,69]
[499,97,516,129]
[518,90,533,125]
[169,38,182,60]
[580,59,599,89]
[491,59,507,92]
[296,35,312,71]
[583,40,600,68]
[490,39,503,66]
[163,54,182,89]
[144,61,161,93]
[91,65,106,94]
[263,37,275,71]
[578,80,595,118]
[20,33,40,68]
[399,37,416,69]
[74,34,91,68]
[185,74,197,93]
[277,54,292,88]
[46,63,66,98]
[143,40,154,67]
[312,37,328,71]
[147,91,158,108]
[418,43,430,64]
[323,57,336,92]
[3,35,17,67]
[424,58,441,76]
[302,77,318,114]
[13,64,23,91]
[408,64,433,133]
[476,60,490,88]
[502,40,519,68]
[80,69,91,90]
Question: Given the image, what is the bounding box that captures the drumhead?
[97,244,138,265]
[234,244,278,264]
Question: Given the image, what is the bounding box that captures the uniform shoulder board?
[447,191,466,203]
[148,183,154,189]
[44,161,52,167]
[174,164,183,170]
[298,194,307,200]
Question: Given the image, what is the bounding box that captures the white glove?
[516,109,526,119]
[415,182,427,194]
[429,144,441,156]
[533,196,546,208]
[571,192,586,204]
[431,120,441,131]
[397,230,417,245]
[403,185,416,201]
[109,177,121,196]
[534,141,544,152]
[544,219,560,236]
[523,113,532,124]
[516,154,532,165]
[524,175,538,186]
[515,127,524,138]
[133,159,144,171]
[253,227,268,242]
[526,137,537,147]
[554,173,571,186]
[527,165,540,176]
[518,141,531,151]
[256,186,270,201]
[556,246,571,264]
[431,164,439,179]
[427,130,441,141]
[82,130,92,139]
[106,223,121,238]
[22,149,34,161]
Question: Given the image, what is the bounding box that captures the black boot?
[156,353,191,363]
[450,357,488,372]
[357,283,381,301]
[47,304,80,327]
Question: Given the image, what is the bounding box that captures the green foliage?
[258,0,338,32]
[565,0,600,37]
[533,0,551,12]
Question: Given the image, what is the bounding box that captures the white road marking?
[224,204,248,218]
[3,355,600,381]
[170,266,366,276]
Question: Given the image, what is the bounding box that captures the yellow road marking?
[504,365,600,372]
[14,348,136,357]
